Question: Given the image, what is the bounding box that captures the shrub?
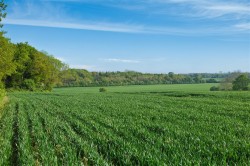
[242,87,249,91]
[210,86,219,91]
[99,87,107,92]
[22,79,36,91]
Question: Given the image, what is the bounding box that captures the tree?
[232,74,249,90]
[0,0,7,29]
[5,42,66,91]
[0,0,15,83]
[0,0,10,106]
[0,34,15,81]
[0,0,14,81]
[193,74,202,83]
[0,1,67,92]
[168,72,174,78]
[22,79,36,91]
[220,72,241,90]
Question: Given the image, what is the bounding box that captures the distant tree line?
[55,69,226,88]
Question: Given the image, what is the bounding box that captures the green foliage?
[0,0,9,106]
[22,79,36,91]
[193,74,202,83]
[206,78,219,83]
[233,74,249,91]
[57,70,225,87]
[99,87,107,92]
[0,34,15,80]
[220,72,242,91]
[4,42,66,91]
[0,0,68,94]
[0,0,7,28]
[210,86,219,91]
[1,87,250,165]
[57,71,234,88]
[0,86,5,108]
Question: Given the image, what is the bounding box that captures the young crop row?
[0,91,249,165]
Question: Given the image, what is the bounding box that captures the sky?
[2,0,250,73]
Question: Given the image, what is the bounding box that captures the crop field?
[0,84,250,165]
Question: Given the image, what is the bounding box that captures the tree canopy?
[0,0,67,92]
[0,0,7,29]
[0,34,15,81]
[0,0,8,106]
[4,42,67,91]
[232,74,249,91]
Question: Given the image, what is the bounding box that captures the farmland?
[0,84,250,165]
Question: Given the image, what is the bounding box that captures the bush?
[99,87,107,92]
[22,79,36,91]
[210,86,219,91]
[242,87,249,91]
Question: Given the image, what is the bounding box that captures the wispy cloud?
[148,0,250,18]
[4,18,247,35]
[36,0,250,18]
[9,0,67,21]
[103,58,140,63]
[234,23,250,31]
[205,4,250,14]
[3,18,147,33]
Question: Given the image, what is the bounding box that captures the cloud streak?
[148,0,250,19]
[40,0,250,18]
[234,23,250,31]
[3,18,145,33]
[4,18,248,35]
[104,58,140,63]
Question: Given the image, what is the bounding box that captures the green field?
[0,84,250,165]
[53,83,218,93]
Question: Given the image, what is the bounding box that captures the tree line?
[0,37,67,90]
[56,69,249,89]
[56,69,223,87]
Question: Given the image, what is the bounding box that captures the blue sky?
[3,0,250,73]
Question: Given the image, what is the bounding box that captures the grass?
[53,83,219,93]
[0,83,249,165]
